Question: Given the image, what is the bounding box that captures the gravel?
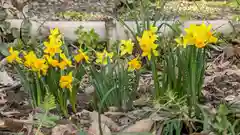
[1,0,240,21]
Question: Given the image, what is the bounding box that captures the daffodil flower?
[74,49,89,63]
[175,35,190,48]
[177,23,218,48]
[58,53,72,70]
[50,28,60,36]
[31,58,48,77]
[128,57,141,71]
[24,51,38,68]
[120,39,134,56]
[59,72,73,91]
[6,47,22,64]
[44,55,59,67]
[137,30,159,60]
[44,37,62,56]
[96,49,114,65]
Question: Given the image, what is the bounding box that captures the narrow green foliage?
[161,45,205,117]
[90,61,136,111]
[162,120,182,135]
[200,104,240,135]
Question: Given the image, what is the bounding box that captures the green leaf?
[35,113,60,128]
[0,7,7,21]
[40,92,56,111]
[0,43,9,56]
[218,104,229,116]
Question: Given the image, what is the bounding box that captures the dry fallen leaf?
[32,128,44,135]
[52,124,77,135]
[122,119,153,133]
[1,110,20,118]
[0,92,6,105]
[88,121,111,135]
[3,116,33,134]
[90,111,120,132]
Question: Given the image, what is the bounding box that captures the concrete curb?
[7,19,234,41]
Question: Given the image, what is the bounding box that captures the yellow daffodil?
[24,51,38,68]
[176,23,218,48]
[44,37,62,56]
[137,30,158,60]
[58,53,72,70]
[74,49,89,63]
[29,58,48,77]
[6,47,22,63]
[44,28,63,56]
[193,23,217,48]
[175,36,190,48]
[50,28,60,36]
[58,61,68,70]
[44,55,59,67]
[59,72,73,90]
[49,28,62,41]
[96,49,114,65]
[128,57,141,71]
[120,39,134,56]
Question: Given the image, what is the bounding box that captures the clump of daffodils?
[6,28,90,115]
[175,23,218,48]
[6,28,89,91]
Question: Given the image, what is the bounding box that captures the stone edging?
[7,19,234,41]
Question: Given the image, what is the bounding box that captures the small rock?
[88,121,111,135]
[118,117,132,126]
[122,119,153,133]
[223,46,235,59]
[133,96,149,107]
[80,119,91,125]
[0,69,14,86]
[85,85,95,95]
[108,106,119,112]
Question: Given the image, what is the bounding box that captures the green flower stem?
[190,46,197,117]
[58,91,68,117]
[69,90,77,113]
[133,70,140,94]
[34,73,42,107]
[151,54,161,99]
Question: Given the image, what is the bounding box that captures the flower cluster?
[24,51,48,76]
[175,23,218,48]
[6,28,90,91]
[116,25,159,71]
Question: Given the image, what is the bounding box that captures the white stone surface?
[7,19,234,41]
